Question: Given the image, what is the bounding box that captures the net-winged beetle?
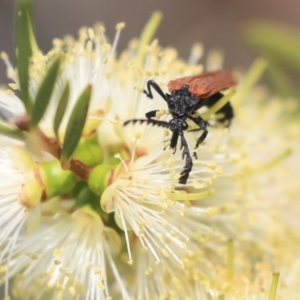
[124,70,237,184]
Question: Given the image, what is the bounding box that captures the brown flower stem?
[15,115,92,180]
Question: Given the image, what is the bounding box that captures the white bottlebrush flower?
[101,147,236,265]
[9,208,131,300]
[0,20,241,299]
[196,81,300,297]
[0,149,26,257]
[1,6,300,300]
[0,146,44,296]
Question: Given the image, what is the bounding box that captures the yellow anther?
[116,22,126,30]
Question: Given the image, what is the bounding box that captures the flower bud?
[88,164,113,196]
[39,160,77,199]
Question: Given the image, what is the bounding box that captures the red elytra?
[167,70,237,98]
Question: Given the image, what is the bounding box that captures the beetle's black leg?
[217,101,234,125]
[168,129,179,154]
[205,92,234,126]
[145,110,160,120]
[178,131,193,184]
[144,80,168,102]
[187,115,208,159]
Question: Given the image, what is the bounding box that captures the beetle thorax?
[168,86,199,117]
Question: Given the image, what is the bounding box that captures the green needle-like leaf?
[61,85,92,165]
[30,55,61,127]
[0,123,26,140]
[266,64,299,100]
[137,11,163,66]
[27,11,39,55]
[53,81,70,138]
[15,0,33,112]
[243,21,300,73]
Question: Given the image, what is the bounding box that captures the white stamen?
[111,22,126,56]
[187,43,204,65]
[114,153,129,173]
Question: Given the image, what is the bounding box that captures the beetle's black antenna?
[124,118,171,129]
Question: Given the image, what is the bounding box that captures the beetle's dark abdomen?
[167,70,237,98]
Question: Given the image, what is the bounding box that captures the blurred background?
[1,0,300,85]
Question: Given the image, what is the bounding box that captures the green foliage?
[0,123,26,140]
[75,184,102,213]
[243,21,300,99]
[31,55,62,127]
[54,81,70,138]
[266,64,299,100]
[244,21,300,72]
[137,11,163,66]
[61,85,92,164]
[15,0,33,111]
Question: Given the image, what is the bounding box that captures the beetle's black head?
[168,85,199,116]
